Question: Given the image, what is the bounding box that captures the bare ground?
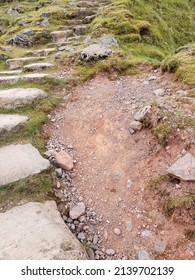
[45,70,195,260]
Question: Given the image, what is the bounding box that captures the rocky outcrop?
[0,201,88,259]
[0,114,28,135]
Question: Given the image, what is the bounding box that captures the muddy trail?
[45,70,195,260]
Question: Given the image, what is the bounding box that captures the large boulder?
[80,44,112,61]
[0,201,88,259]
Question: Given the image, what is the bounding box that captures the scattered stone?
[167,153,195,181]
[93,234,98,244]
[106,249,115,256]
[141,230,152,238]
[138,250,150,260]
[0,114,28,135]
[80,44,112,61]
[0,88,47,109]
[24,62,53,71]
[0,201,88,259]
[69,202,86,219]
[134,105,151,121]
[154,241,166,253]
[126,221,132,232]
[114,228,121,236]
[51,150,74,171]
[127,179,133,189]
[148,75,157,81]
[88,248,95,260]
[77,232,86,240]
[0,144,50,187]
[153,88,165,96]
[129,120,142,131]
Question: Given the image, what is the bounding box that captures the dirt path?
[46,70,195,260]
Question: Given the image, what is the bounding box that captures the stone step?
[0,88,48,109]
[0,114,28,135]
[77,1,99,8]
[26,48,56,57]
[0,73,49,84]
[7,57,46,70]
[73,8,97,19]
[82,14,96,24]
[0,144,50,187]
[0,201,88,259]
[57,36,82,47]
[0,70,22,76]
[66,19,83,26]
[72,25,89,35]
[24,62,53,72]
[50,30,73,43]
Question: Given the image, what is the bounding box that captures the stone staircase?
[0,0,111,260]
[0,0,111,187]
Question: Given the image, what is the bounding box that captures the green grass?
[0,171,55,211]
[161,45,195,85]
[164,194,195,216]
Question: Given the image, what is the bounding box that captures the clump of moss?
[153,123,172,146]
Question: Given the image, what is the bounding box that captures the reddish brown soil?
[46,70,195,260]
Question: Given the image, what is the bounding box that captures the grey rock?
[80,44,112,61]
[176,89,187,95]
[141,230,152,238]
[7,29,35,47]
[153,88,165,96]
[134,105,151,121]
[7,8,19,16]
[114,228,121,236]
[0,144,50,187]
[106,249,115,256]
[0,201,88,259]
[0,87,47,109]
[127,179,133,189]
[167,153,195,181]
[0,114,28,135]
[83,15,96,24]
[126,221,132,232]
[69,202,86,219]
[129,120,142,131]
[77,232,86,240]
[138,250,150,260]
[0,70,22,75]
[93,234,98,244]
[88,248,95,260]
[98,35,118,47]
[154,241,166,253]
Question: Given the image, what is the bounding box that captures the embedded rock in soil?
[138,250,150,260]
[51,150,74,171]
[129,120,142,131]
[0,201,88,259]
[167,153,195,181]
[69,202,86,219]
[134,105,151,121]
[80,44,112,61]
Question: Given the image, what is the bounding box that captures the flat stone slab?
[0,70,22,75]
[51,30,72,43]
[0,114,28,135]
[24,62,53,71]
[0,88,48,109]
[168,153,195,181]
[0,73,49,84]
[0,201,88,259]
[26,48,56,56]
[0,144,50,187]
[7,56,46,70]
